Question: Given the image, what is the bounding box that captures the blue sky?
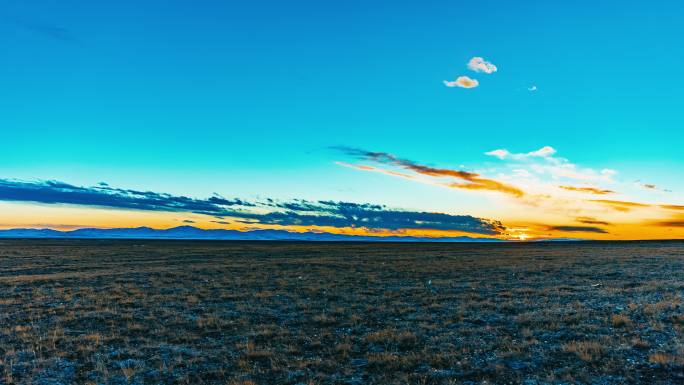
[1,0,683,239]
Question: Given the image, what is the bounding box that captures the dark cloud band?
[547,225,608,234]
[247,200,506,234]
[0,179,251,216]
[0,178,506,235]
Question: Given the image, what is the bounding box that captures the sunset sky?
[2,1,683,240]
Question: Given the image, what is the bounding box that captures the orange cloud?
[446,178,524,197]
[591,199,651,212]
[591,200,684,213]
[560,186,615,195]
[337,148,525,197]
[576,217,611,226]
[651,220,684,227]
[647,211,684,228]
[443,76,479,88]
[660,204,684,211]
[397,163,524,197]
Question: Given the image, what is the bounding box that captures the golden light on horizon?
[1,199,683,241]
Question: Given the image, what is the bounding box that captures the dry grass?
[611,314,632,328]
[562,341,604,362]
[0,239,682,384]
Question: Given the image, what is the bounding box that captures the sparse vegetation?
[0,239,683,384]
[611,313,632,328]
[562,341,604,362]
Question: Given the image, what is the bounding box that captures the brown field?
[0,239,683,384]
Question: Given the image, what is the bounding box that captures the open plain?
[0,240,682,384]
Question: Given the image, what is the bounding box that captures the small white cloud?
[528,146,556,157]
[601,169,617,178]
[468,57,497,74]
[528,85,537,92]
[485,149,510,159]
[633,181,669,192]
[443,76,479,89]
[486,146,556,160]
[513,169,533,178]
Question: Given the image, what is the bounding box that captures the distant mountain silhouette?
[0,226,503,242]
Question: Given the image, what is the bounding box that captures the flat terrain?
[0,240,683,384]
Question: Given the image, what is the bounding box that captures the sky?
[1,0,683,240]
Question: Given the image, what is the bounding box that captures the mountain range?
[0,226,504,242]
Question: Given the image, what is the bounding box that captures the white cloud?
[528,146,556,157]
[601,169,617,178]
[485,149,509,159]
[468,57,497,74]
[528,85,538,92]
[486,146,616,182]
[530,163,616,182]
[443,76,479,89]
[486,146,556,160]
[513,169,533,178]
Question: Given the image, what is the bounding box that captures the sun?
[516,233,530,241]
[506,227,531,241]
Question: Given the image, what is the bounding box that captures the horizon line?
[0,226,682,243]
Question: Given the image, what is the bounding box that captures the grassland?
[0,240,682,384]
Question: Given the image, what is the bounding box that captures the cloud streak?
[590,200,684,214]
[7,18,80,44]
[547,225,608,233]
[336,147,524,197]
[559,186,615,195]
[651,220,684,228]
[590,199,651,212]
[634,181,671,193]
[576,217,611,226]
[661,205,684,211]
